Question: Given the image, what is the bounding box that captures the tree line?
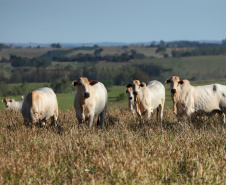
[53,50,145,63]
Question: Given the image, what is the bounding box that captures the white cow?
[21,87,58,126]
[165,76,226,123]
[126,80,165,121]
[2,98,23,112]
[72,77,108,129]
[125,87,135,114]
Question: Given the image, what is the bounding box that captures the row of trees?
[171,47,226,57]
[54,50,145,63]
[0,62,164,85]
[149,39,226,48]
[10,55,52,67]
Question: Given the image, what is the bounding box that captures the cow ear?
[179,80,184,85]
[1,99,4,102]
[140,82,146,87]
[89,80,98,85]
[165,79,171,83]
[126,84,132,88]
[72,80,78,86]
[125,90,128,93]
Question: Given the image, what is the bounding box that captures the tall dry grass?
[0,108,225,184]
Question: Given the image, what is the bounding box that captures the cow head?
[165,76,184,94]
[126,80,145,102]
[2,98,14,109]
[125,87,134,101]
[72,77,98,99]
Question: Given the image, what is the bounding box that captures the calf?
[72,77,108,128]
[125,87,135,114]
[2,98,23,112]
[21,87,58,126]
[126,80,165,121]
[165,76,226,123]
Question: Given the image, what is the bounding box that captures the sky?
[0,0,226,44]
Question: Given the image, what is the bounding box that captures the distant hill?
[2,40,222,48]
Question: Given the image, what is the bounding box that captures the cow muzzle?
[129,97,133,100]
[84,92,90,99]
[171,89,176,94]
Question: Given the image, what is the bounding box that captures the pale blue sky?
[0,0,225,43]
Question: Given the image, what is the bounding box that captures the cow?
[2,98,23,112]
[125,87,135,114]
[126,80,165,122]
[21,87,58,126]
[72,77,108,129]
[165,76,226,123]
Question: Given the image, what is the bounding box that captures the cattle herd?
[1,76,226,127]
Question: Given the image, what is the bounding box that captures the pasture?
[0,47,226,183]
[0,107,225,184]
[0,80,226,184]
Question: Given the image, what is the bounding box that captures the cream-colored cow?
[166,76,226,123]
[2,98,23,112]
[125,87,135,114]
[126,80,165,121]
[21,87,58,126]
[72,77,108,129]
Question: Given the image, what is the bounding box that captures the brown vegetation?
[0,108,225,184]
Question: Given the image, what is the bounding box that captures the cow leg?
[88,114,94,128]
[100,108,107,129]
[156,107,159,122]
[218,112,225,124]
[147,110,152,121]
[51,115,58,127]
[159,103,164,122]
[76,115,84,128]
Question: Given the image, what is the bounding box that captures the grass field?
[0,107,225,184]
[1,81,226,184]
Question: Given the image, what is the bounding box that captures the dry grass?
[0,108,226,184]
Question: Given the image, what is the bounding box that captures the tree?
[50,79,72,93]
[94,48,103,56]
[222,39,226,46]
[50,43,61,48]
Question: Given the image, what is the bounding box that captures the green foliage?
[171,47,226,57]
[0,43,11,51]
[40,46,98,61]
[116,92,127,101]
[54,50,145,63]
[94,48,103,56]
[156,47,166,54]
[102,79,114,90]
[134,63,162,78]
[0,81,8,96]
[222,38,226,46]
[10,55,51,67]
[12,83,29,96]
[50,79,73,93]
[0,82,29,96]
[50,43,61,48]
